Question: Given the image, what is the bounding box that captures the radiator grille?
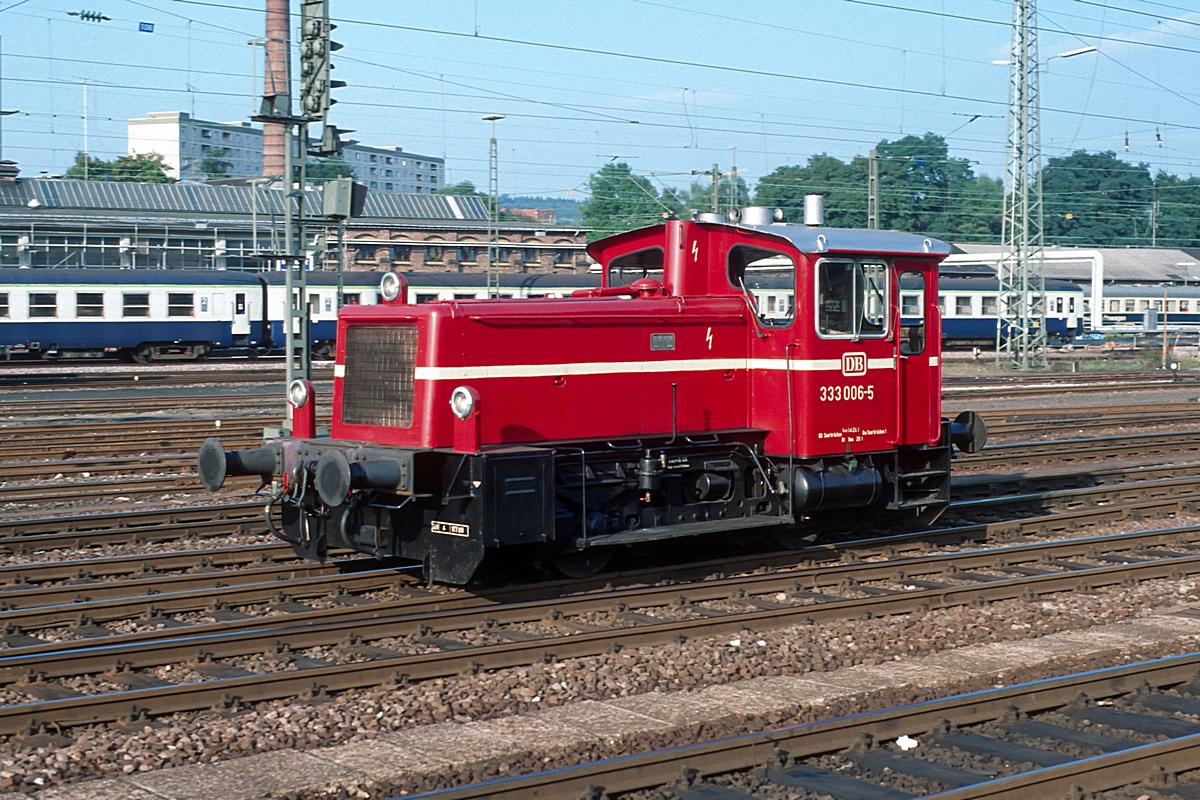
[341,325,418,428]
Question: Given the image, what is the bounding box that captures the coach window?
[983,295,998,315]
[123,293,150,317]
[728,245,795,327]
[415,293,437,304]
[956,296,973,316]
[0,293,7,317]
[1125,299,1135,312]
[29,292,57,318]
[608,247,664,286]
[898,270,925,355]
[816,259,888,338]
[1183,300,1191,313]
[76,292,104,317]
[168,294,194,317]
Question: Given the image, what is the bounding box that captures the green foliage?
[1042,151,1154,246]
[1151,172,1200,248]
[755,154,869,227]
[873,133,1001,239]
[305,155,355,183]
[753,135,1002,239]
[180,147,234,179]
[579,162,680,240]
[500,194,580,222]
[64,151,174,183]
[198,147,233,178]
[677,175,749,216]
[439,180,484,196]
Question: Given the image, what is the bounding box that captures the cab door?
[895,264,939,446]
[797,257,897,456]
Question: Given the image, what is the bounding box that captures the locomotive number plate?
[819,384,875,402]
[431,520,470,537]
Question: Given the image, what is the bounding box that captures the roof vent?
[739,206,777,226]
[804,195,824,227]
[694,212,725,223]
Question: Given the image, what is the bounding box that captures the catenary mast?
[996,0,1048,369]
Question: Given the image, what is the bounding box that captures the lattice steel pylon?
[487,136,499,297]
[996,0,1048,369]
[483,114,504,298]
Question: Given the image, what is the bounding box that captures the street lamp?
[992,44,1097,71]
[0,109,18,163]
[483,114,505,297]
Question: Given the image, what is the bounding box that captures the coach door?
[232,292,250,336]
[896,266,939,446]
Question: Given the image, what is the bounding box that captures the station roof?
[946,242,1200,285]
[0,178,490,222]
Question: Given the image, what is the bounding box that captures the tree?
[1151,172,1200,248]
[873,133,1000,239]
[754,154,868,227]
[1042,150,1153,246]
[579,162,679,240]
[64,151,174,183]
[676,174,750,216]
[195,147,233,179]
[752,135,1002,239]
[305,155,355,183]
[439,180,484,196]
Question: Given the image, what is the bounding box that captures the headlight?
[380,271,402,302]
[450,386,475,419]
[288,378,311,409]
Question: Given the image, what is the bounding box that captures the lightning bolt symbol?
[691,241,699,262]
[706,326,713,350]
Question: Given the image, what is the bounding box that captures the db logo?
[841,352,867,377]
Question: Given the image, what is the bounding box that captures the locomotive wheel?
[552,548,613,579]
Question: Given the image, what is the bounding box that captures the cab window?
[816,259,888,338]
[899,270,925,355]
[728,245,796,327]
[607,247,664,286]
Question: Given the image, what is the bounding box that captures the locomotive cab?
[200,209,986,584]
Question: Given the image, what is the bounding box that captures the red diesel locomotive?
[199,207,986,584]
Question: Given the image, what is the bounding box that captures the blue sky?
[1,0,1198,199]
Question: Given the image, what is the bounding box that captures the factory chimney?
[262,0,291,178]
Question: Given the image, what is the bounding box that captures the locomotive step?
[577,514,796,548]
[895,469,950,480]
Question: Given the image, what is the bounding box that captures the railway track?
[5,512,1200,737]
[942,369,1200,399]
[426,650,1200,799]
[960,429,1200,470]
[7,425,1200,495]
[0,502,265,553]
[0,364,334,390]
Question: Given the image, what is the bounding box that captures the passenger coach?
[0,269,268,361]
[912,277,1086,345]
